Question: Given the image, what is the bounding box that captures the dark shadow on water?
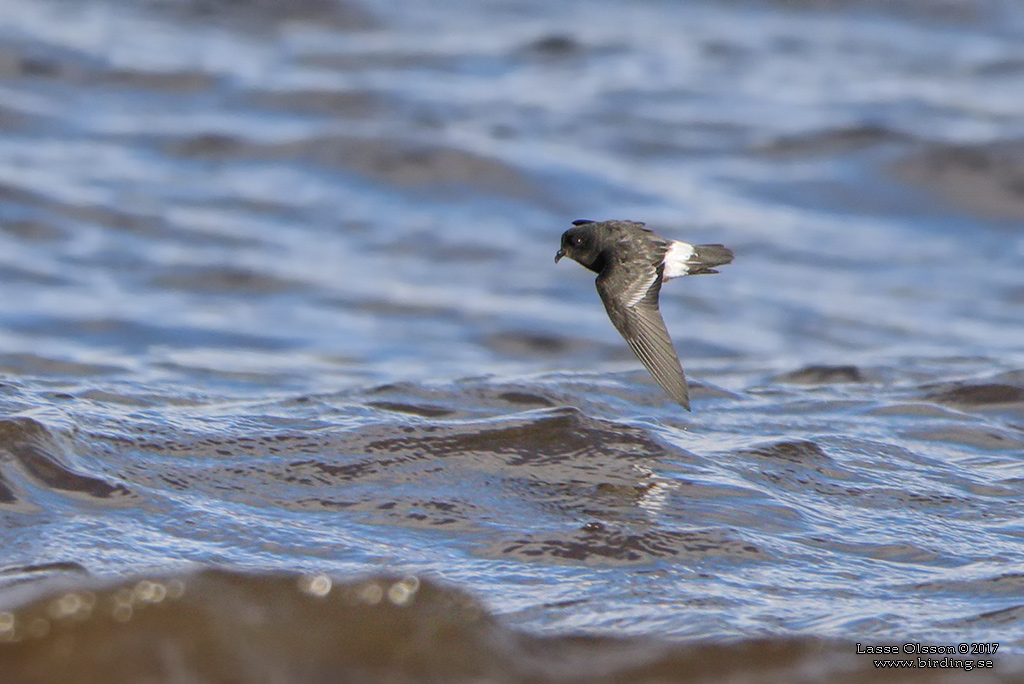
[2,567,1014,683]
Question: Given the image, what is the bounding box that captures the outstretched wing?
[596,264,690,410]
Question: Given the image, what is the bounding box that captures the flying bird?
[555,219,732,410]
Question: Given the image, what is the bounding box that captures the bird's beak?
[555,249,565,263]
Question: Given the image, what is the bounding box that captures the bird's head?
[555,220,604,272]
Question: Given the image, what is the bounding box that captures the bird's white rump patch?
[663,240,695,279]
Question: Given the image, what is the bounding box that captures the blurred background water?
[0,0,1023,680]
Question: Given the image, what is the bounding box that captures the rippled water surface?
[1,0,1023,679]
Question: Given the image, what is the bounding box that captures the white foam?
[663,241,694,279]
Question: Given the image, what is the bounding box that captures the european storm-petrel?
[555,219,733,410]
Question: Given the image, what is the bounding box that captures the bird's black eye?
[571,236,582,246]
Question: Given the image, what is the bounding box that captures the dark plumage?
[555,219,733,409]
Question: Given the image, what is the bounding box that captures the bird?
[555,219,733,410]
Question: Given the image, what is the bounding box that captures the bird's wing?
[621,266,659,308]
[597,264,690,410]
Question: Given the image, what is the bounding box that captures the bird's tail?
[664,241,734,278]
[685,244,733,276]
